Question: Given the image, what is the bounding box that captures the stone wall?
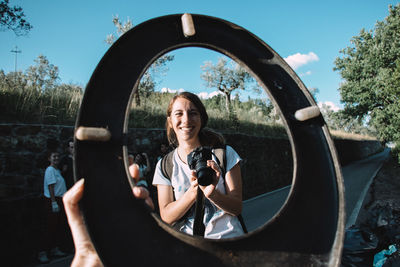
[0,123,383,265]
[0,124,74,201]
[334,139,384,165]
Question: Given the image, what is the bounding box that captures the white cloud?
[318,101,341,112]
[160,87,185,93]
[159,88,223,100]
[299,70,312,77]
[284,52,319,70]
[197,92,209,99]
[208,91,223,98]
[197,91,223,99]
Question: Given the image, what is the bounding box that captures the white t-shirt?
[43,166,67,198]
[152,145,244,239]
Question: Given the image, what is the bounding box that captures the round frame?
[74,14,345,266]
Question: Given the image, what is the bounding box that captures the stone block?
[0,184,24,199]
[0,136,18,150]
[14,124,42,136]
[60,126,74,141]
[16,135,46,153]
[0,124,13,135]
[0,175,27,186]
[26,175,42,193]
[3,153,34,174]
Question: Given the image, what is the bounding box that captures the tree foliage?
[25,55,60,92]
[201,57,259,112]
[0,56,83,124]
[0,0,32,36]
[334,4,400,148]
[105,15,174,106]
[319,103,376,136]
[0,55,82,94]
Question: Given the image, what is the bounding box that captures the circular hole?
[124,47,294,239]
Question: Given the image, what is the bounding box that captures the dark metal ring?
[74,14,345,266]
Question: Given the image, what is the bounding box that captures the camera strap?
[193,187,206,236]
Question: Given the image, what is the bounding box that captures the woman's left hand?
[199,160,221,199]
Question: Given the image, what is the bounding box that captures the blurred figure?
[60,139,74,190]
[60,139,75,252]
[129,152,151,188]
[156,142,170,162]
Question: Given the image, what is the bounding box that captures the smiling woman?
[150,92,245,238]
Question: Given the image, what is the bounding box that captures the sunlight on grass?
[0,85,377,142]
[330,130,378,141]
[127,92,288,138]
[0,84,82,124]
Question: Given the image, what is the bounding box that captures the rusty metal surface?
[74,14,345,266]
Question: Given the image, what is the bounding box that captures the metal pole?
[10,46,22,73]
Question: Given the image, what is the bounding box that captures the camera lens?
[187,147,214,186]
[196,166,214,186]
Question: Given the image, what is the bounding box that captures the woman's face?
[168,97,202,145]
[49,152,59,167]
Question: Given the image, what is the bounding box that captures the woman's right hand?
[157,171,198,225]
[189,170,199,195]
[198,160,220,199]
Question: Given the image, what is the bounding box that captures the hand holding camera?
[187,147,220,187]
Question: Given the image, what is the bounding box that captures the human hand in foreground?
[63,179,154,267]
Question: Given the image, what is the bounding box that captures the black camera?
[187,147,215,186]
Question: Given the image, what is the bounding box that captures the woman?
[38,150,68,263]
[152,92,244,239]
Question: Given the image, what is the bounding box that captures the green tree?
[334,4,400,151]
[0,0,32,36]
[25,54,59,92]
[200,57,257,112]
[105,15,174,106]
[0,69,27,91]
[319,104,373,135]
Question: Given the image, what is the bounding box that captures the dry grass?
[330,129,378,141]
[0,85,379,143]
[0,85,82,124]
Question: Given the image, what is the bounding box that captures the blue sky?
[1,0,398,109]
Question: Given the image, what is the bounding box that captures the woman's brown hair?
[165,92,225,148]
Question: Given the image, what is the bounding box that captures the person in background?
[60,139,74,190]
[156,142,170,162]
[59,138,75,252]
[129,152,151,188]
[37,150,68,264]
[135,152,151,180]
